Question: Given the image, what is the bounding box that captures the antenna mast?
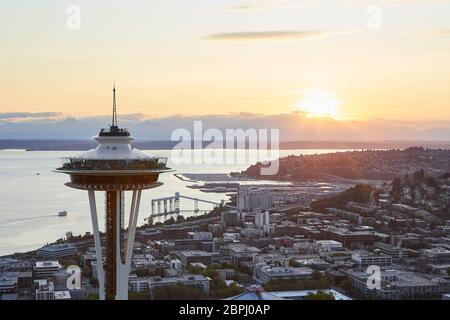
[112,83,118,127]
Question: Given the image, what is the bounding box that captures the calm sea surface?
[0,149,354,256]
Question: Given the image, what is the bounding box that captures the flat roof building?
[37,244,77,259]
[176,250,213,267]
[33,261,61,278]
[269,289,352,300]
[346,269,443,299]
[254,264,314,285]
[352,250,393,267]
[148,274,210,295]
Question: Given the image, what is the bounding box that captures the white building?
[190,231,213,241]
[0,277,16,293]
[351,251,393,267]
[315,240,343,252]
[238,186,273,211]
[33,261,61,278]
[54,290,72,300]
[129,278,149,293]
[255,211,270,229]
[35,279,55,300]
[132,254,156,269]
[223,233,240,241]
[254,264,314,285]
[346,269,443,299]
[169,259,182,270]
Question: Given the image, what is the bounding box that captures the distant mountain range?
[1,112,450,142]
[1,139,449,151]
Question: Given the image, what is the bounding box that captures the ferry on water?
[58,210,68,217]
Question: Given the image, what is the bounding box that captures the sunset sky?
[1,0,450,124]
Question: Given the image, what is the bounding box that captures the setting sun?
[297,90,341,118]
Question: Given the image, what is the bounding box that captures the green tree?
[129,292,152,300]
[305,291,335,300]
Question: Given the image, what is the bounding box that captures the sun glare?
[297,90,341,118]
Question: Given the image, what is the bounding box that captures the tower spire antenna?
[112,82,118,127]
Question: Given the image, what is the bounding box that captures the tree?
[312,270,322,281]
[187,264,206,275]
[86,292,99,300]
[208,275,245,299]
[392,178,402,201]
[129,292,152,300]
[311,184,374,212]
[305,291,335,300]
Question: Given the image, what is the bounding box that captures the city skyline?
[2,1,450,306]
[1,0,450,125]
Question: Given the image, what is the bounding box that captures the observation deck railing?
[58,157,168,171]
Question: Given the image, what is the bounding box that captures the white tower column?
[88,190,105,300]
[115,190,142,300]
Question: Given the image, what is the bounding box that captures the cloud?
[419,28,450,37]
[226,0,450,12]
[0,112,62,120]
[0,112,64,123]
[1,111,450,141]
[227,0,296,12]
[202,30,345,42]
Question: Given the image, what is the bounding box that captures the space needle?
[55,86,172,300]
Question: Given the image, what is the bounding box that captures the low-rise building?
[315,240,343,252]
[37,244,77,259]
[346,269,443,299]
[148,275,210,294]
[33,261,61,278]
[269,289,352,300]
[0,276,16,293]
[374,242,408,263]
[176,250,212,267]
[220,244,261,264]
[129,277,150,293]
[352,251,393,267]
[322,227,376,248]
[254,264,314,285]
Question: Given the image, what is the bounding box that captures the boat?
[58,210,68,217]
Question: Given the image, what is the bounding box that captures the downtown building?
[254,264,314,285]
[237,186,273,212]
[345,269,445,299]
[33,261,62,279]
[128,275,211,295]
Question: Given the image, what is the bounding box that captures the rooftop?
[258,265,314,276]
[148,274,209,284]
[225,291,287,300]
[35,261,61,269]
[38,243,77,252]
[270,289,352,300]
[176,250,211,257]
